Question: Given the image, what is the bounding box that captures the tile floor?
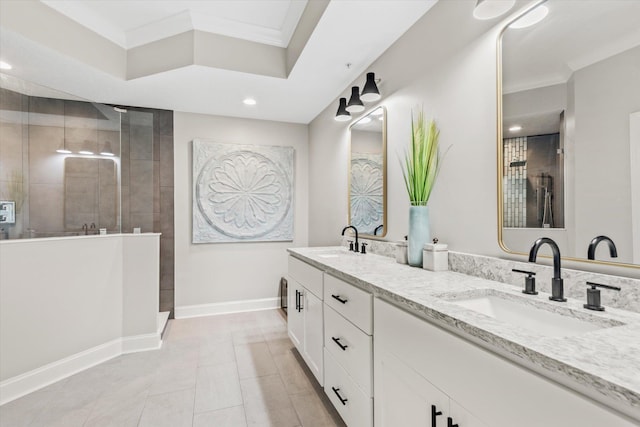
[0,309,346,427]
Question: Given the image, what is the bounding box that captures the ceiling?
[0,0,438,124]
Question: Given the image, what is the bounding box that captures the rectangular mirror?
[349,106,387,237]
[498,0,640,268]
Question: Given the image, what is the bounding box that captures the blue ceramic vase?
[408,205,430,267]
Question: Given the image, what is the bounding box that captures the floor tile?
[198,339,236,366]
[0,310,339,427]
[274,350,315,395]
[194,362,243,414]
[241,374,301,427]
[148,358,198,396]
[267,336,296,356]
[290,391,345,427]
[192,405,248,427]
[138,388,195,427]
[232,328,266,345]
[83,386,147,427]
[235,342,279,379]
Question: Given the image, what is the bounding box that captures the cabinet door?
[303,289,324,385]
[449,400,489,427]
[375,350,449,427]
[287,279,304,350]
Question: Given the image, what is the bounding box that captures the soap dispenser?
[423,238,448,271]
[395,236,408,264]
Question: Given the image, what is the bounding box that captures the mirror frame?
[496,0,639,270]
[348,106,388,239]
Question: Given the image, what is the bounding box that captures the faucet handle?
[512,269,538,295]
[361,242,368,254]
[347,240,354,251]
[584,281,621,311]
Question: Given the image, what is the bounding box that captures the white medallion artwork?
[193,140,294,243]
[350,153,383,234]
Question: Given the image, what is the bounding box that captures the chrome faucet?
[341,225,359,253]
[528,237,566,302]
[587,235,618,260]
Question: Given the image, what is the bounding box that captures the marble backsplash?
[339,237,640,313]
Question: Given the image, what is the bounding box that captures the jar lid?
[424,242,448,252]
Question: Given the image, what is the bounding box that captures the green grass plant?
[400,110,444,206]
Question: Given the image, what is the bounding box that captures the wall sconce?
[56,139,72,154]
[335,71,382,121]
[78,139,94,155]
[56,105,72,154]
[346,87,365,113]
[472,0,515,20]
[100,141,115,156]
[361,72,381,102]
[335,98,351,122]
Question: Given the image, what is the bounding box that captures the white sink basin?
[449,291,622,337]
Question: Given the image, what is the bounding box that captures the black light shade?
[361,72,381,102]
[335,97,351,122]
[346,86,365,113]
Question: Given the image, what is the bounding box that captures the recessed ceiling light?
[78,150,94,155]
[509,5,549,29]
[0,61,12,70]
[509,125,522,132]
[243,98,257,106]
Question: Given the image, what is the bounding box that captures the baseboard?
[0,332,163,406]
[157,311,170,337]
[121,333,162,354]
[174,297,280,319]
[0,339,121,405]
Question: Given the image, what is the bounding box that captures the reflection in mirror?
[499,0,640,266]
[349,107,386,237]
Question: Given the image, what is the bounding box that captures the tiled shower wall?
[503,136,527,228]
[120,107,175,317]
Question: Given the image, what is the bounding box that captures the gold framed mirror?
[348,106,387,238]
[497,0,640,269]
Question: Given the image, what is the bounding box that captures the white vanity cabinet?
[374,298,636,427]
[323,274,373,427]
[287,256,324,385]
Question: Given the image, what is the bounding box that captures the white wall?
[573,46,640,265]
[173,113,309,314]
[307,1,640,279]
[309,0,505,257]
[0,234,160,403]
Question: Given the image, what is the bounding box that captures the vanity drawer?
[288,256,323,299]
[324,274,372,334]
[324,348,373,427]
[324,304,373,396]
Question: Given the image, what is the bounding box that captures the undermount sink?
[447,290,624,337]
[314,249,352,258]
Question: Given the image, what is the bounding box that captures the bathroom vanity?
[287,247,640,427]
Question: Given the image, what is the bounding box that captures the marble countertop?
[288,246,640,418]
